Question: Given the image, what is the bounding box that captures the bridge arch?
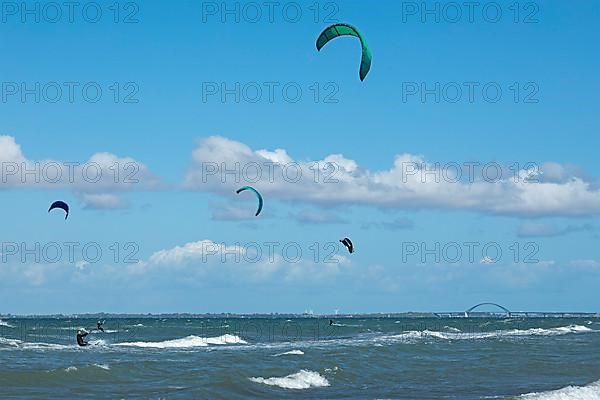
[465,303,511,317]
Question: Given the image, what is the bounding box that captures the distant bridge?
[434,308,597,318]
[465,303,511,317]
[433,302,511,318]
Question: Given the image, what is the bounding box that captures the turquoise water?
[1,316,599,399]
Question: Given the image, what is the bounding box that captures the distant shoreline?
[2,312,599,319]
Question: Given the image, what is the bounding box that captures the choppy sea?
[1,316,599,399]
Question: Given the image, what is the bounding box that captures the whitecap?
[115,334,246,349]
[23,342,71,350]
[274,349,304,356]
[2,338,70,350]
[518,379,600,399]
[369,325,594,345]
[0,337,21,346]
[249,370,329,390]
[0,320,15,328]
[419,325,593,340]
[443,326,462,333]
[88,339,107,347]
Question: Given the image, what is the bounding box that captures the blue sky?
[1,0,599,314]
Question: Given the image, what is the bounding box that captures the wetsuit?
[76,331,89,347]
[97,321,105,332]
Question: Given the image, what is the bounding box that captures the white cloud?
[0,134,162,211]
[146,240,243,266]
[0,134,161,191]
[537,162,587,184]
[75,261,90,270]
[135,239,351,284]
[184,136,600,218]
[480,256,495,265]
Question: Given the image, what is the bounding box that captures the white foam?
[499,324,591,337]
[518,379,600,399]
[444,326,462,333]
[64,366,78,372]
[0,337,21,346]
[250,370,330,390]
[22,342,71,350]
[274,349,304,356]
[366,325,594,346]
[203,334,247,345]
[116,334,246,349]
[93,363,110,370]
[0,337,70,350]
[0,320,14,328]
[420,325,592,341]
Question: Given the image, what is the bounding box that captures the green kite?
[316,23,372,81]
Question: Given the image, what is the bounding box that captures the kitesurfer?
[76,329,89,347]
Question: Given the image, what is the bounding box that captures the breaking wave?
[515,379,600,399]
[115,334,246,349]
[250,370,329,390]
[274,349,304,356]
[0,320,14,328]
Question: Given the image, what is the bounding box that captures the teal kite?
[316,23,372,81]
[236,186,263,217]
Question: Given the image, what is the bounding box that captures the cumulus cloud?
[183,136,600,218]
[536,162,588,184]
[133,239,351,284]
[75,261,90,270]
[480,256,495,265]
[0,135,161,208]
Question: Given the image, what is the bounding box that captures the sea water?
[1,316,599,399]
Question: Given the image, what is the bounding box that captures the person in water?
[97,320,105,332]
[330,319,334,326]
[76,329,89,347]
